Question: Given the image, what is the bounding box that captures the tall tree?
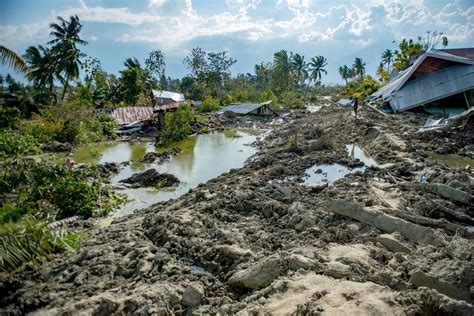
[290,53,308,87]
[0,44,30,75]
[254,62,272,90]
[48,15,88,100]
[352,57,366,81]
[183,47,208,78]
[272,50,291,95]
[381,49,393,71]
[308,55,328,85]
[145,50,166,82]
[338,65,352,86]
[419,30,448,50]
[24,45,58,93]
[392,38,423,71]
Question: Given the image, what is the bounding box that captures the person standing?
[353,97,359,118]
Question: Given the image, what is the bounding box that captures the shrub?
[224,129,241,138]
[157,103,195,144]
[0,129,37,158]
[199,96,221,113]
[0,104,21,128]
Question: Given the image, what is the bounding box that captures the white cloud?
[0,0,473,51]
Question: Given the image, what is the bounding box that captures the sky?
[1,0,473,84]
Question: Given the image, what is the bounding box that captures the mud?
[1,105,473,315]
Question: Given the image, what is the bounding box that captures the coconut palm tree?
[338,65,352,86]
[48,15,87,100]
[352,57,366,82]
[289,53,308,87]
[24,45,58,93]
[0,44,30,75]
[308,55,328,85]
[381,49,393,71]
[272,50,291,94]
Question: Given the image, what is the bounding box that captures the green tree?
[145,50,166,81]
[48,15,88,100]
[419,30,448,50]
[392,39,423,71]
[0,44,30,75]
[381,49,393,71]
[352,57,366,81]
[199,96,221,112]
[338,65,352,86]
[308,55,328,85]
[254,62,272,90]
[119,67,143,105]
[157,103,194,144]
[290,53,308,87]
[24,45,58,93]
[272,50,291,95]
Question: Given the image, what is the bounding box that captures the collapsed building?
[217,101,279,117]
[370,48,474,114]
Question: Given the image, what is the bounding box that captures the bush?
[0,129,38,158]
[258,89,279,107]
[0,159,121,223]
[224,129,241,138]
[157,103,195,144]
[0,104,21,128]
[199,96,221,113]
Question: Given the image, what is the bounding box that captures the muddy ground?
[1,105,473,315]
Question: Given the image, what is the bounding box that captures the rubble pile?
[1,105,473,315]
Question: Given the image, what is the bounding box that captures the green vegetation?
[157,103,195,144]
[199,96,221,112]
[0,215,82,272]
[224,129,241,138]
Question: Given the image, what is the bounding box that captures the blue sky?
[1,0,473,84]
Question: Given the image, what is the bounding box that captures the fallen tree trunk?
[423,183,473,205]
[329,200,444,246]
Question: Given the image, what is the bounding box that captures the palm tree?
[124,57,141,69]
[48,15,87,100]
[0,44,30,75]
[352,57,366,82]
[24,45,58,93]
[289,53,308,87]
[308,55,327,85]
[381,49,393,71]
[338,65,352,86]
[272,50,291,94]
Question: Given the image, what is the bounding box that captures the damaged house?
[217,101,278,117]
[370,48,474,114]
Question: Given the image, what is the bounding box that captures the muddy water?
[303,144,377,186]
[73,131,259,215]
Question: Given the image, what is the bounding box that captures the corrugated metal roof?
[370,49,474,111]
[152,90,185,102]
[217,103,264,114]
[390,64,474,112]
[112,107,154,125]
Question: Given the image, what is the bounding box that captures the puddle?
[303,163,363,186]
[303,144,377,186]
[428,153,474,168]
[345,144,378,167]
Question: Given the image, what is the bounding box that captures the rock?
[119,169,179,188]
[228,257,283,289]
[325,261,351,279]
[214,245,253,260]
[182,283,204,307]
[423,183,473,205]
[138,147,182,164]
[287,254,314,271]
[409,271,470,302]
[304,181,328,192]
[329,200,444,246]
[376,234,412,254]
[261,199,283,218]
[98,162,120,178]
[40,141,72,152]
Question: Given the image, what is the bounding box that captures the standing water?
[73,131,259,215]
